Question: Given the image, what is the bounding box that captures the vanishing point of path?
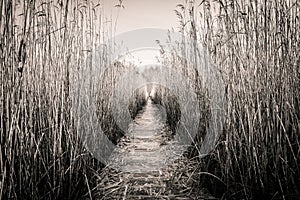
[95,100,215,199]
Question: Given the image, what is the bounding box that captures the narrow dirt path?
[95,100,214,199]
[109,99,183,173]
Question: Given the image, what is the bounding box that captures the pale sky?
[102,0,183,34]
[100,0,185,66]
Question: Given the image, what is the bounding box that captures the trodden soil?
[95,100,215,199]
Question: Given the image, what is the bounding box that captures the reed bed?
[0,0,146,199]
[157,0,300,199]
[1,0,300,199]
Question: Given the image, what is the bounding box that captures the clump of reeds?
[162,0,300,199]
[96,62,147,144]
[0,1,105,198]
[151,86,181,133]
[128,88,147,119]
[0,0,147,199]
